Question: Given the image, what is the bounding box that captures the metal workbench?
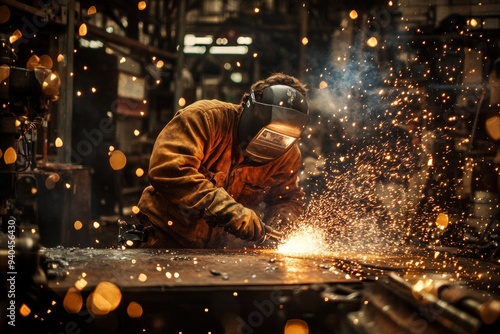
[3,245,497,334]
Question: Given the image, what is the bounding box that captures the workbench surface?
[42,246,500,295]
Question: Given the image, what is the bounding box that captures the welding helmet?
[238,85,309,164]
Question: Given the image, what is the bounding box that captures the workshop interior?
[1,0,500,333]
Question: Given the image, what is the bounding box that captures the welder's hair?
[240,73,308,106]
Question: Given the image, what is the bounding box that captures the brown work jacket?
[137,99,305,248]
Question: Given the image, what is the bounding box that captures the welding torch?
[259,224,283,244]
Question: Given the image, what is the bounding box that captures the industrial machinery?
[0,32,60,331]
[0,33,59,226]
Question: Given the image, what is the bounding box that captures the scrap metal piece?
[345,273,500,334]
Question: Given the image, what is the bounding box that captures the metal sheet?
[43,248,357,289]
[8,247,499,334]
[42,246,500,295]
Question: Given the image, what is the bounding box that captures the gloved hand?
[266,211,294,230]
[223,206,265,241]
[203,188,266,241]
[266,215,284,229]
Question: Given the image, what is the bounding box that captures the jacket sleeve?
[147,104,240,221]
[262,146,305,227]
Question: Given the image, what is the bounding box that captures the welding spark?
[277,226,329,256]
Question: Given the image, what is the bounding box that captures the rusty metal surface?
[42,248,356,289]
[42,246,500,296]
[8,246,498,334]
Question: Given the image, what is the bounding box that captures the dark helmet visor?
[244,98,309,163]
[251,95,309,137]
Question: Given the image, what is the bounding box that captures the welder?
[135,73,310,248]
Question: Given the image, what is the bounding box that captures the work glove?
[205,200,265,241]
[223,205,265,241]
[203,188,266,241]
[266,210,295,230]
[266,215,285,230]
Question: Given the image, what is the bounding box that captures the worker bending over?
[136,73,310,248]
